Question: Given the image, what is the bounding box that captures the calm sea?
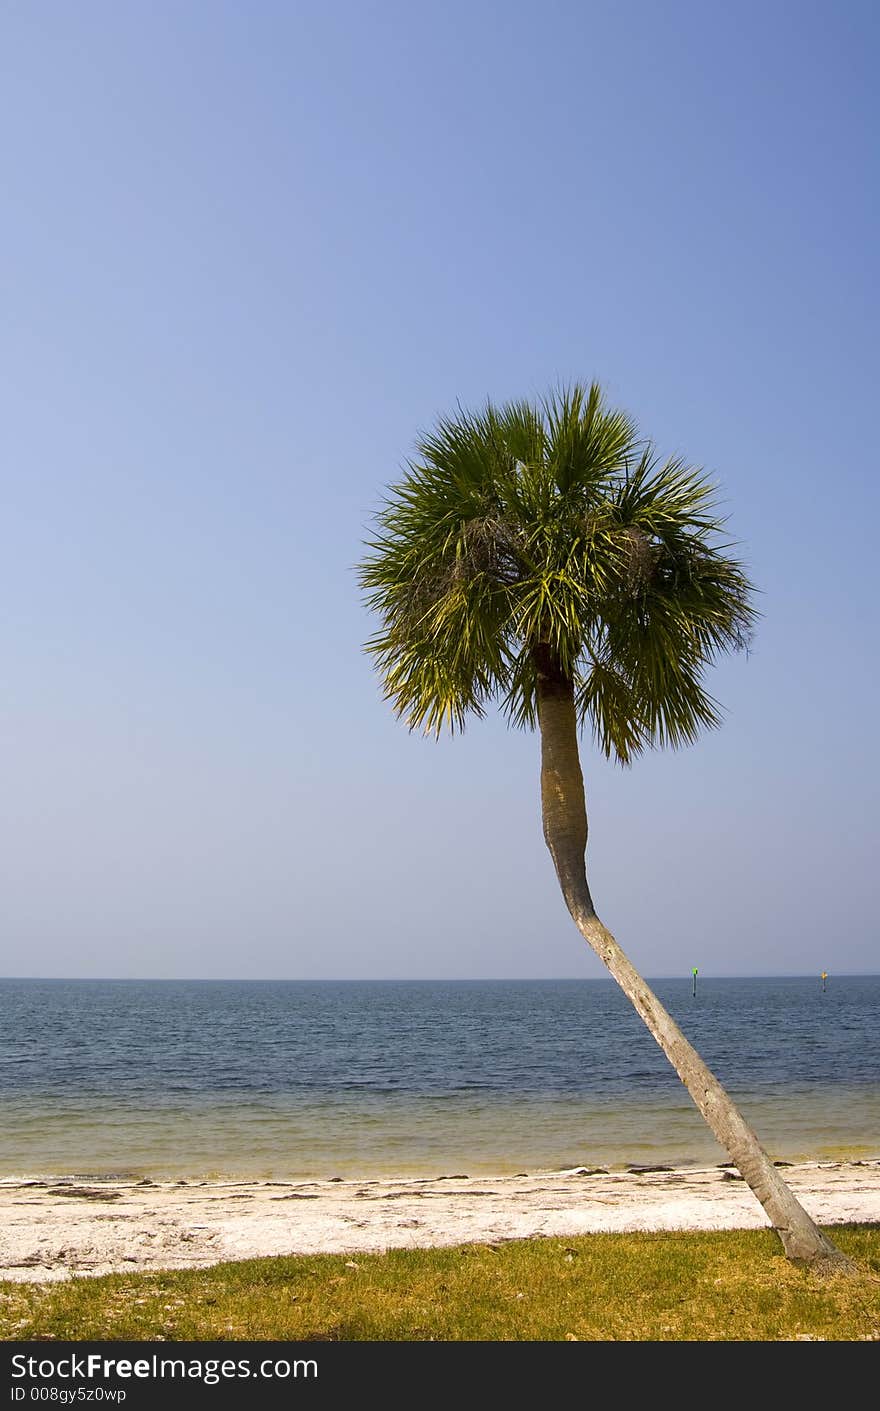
[1,977,877,1181]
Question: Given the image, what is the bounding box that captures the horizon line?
[0,973,874,984]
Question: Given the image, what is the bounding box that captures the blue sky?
[1,1,877,979]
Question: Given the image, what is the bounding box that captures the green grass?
[2,1227,879,1342]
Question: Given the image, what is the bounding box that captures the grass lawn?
[2,1226,879,1342]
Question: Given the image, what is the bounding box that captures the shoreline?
[2,1158,879,1284]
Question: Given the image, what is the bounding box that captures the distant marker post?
[692,967,698,998]
[821,971,828,993]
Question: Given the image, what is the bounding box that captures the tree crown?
[359,382,756,763]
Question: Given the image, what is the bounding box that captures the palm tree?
[359,383,848,1269]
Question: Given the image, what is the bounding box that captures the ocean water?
[0,977,877,1181]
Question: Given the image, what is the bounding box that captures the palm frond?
[358,383,757,758]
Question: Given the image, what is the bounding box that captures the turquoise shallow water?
[1,977,877,1179]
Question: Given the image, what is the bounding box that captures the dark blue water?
[1,977,877,1179]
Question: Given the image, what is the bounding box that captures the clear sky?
[2,1,877,980]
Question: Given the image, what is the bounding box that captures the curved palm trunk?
[536,671,848,1269]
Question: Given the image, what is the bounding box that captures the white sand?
[2,1160,878,1283]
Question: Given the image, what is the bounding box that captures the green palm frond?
[542,383,640,497]
[358,382,757,761]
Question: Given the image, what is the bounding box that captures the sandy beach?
[2,1159,878,1283]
